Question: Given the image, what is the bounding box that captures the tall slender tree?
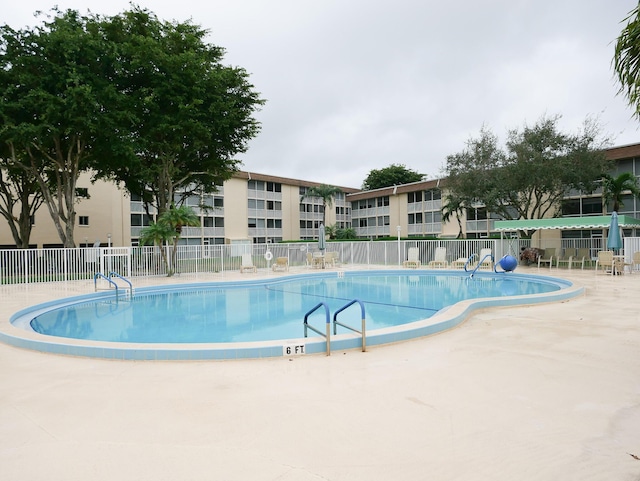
[614,4,640,118]
[138,205,199,276]
[601,172,640,213]
[301,184,343,227]
[441,193,466,239]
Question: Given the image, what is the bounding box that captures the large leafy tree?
[362,164,424,190]
[0,9,128,247]
[0,7,263,248]
[301,184,343,227]
[614,4,640,118]
[444,116,610,236]
[602,172,640,213]
[100,8,264,216]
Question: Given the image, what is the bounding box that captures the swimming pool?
[4,270,582,360]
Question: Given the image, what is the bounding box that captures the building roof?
[233,171,360,193]
[494,215,640,231]
[346,178,444,201]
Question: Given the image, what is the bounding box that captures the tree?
[138,222,174,275]
[362,164,424,190]
[602,172,640,213]
[161,205,200,272]
[335,227,357,240]
[138,205,199,276]
[614,4,640,118]
[441,193,466,239]
[0,6,264,249]
[0,9,128,247]
[444,116,610,236]
[301,184,343,227]
[99,7,264,216]
[0,143,44,247]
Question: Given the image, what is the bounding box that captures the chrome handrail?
[109,271,133,296]
[303,302,331,356]
[333,299,366,352]
[94,272,118,293]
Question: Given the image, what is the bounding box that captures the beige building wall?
[0,173,130,248]
[280,183,300,241]
[389,193,407,237]
[222,177,249,241]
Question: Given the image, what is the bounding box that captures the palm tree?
[301,184,343,227]
[602,172,640,213]
[138,222,175,275]
[614,4,640,119]
[441,193,465,239]
[160,205,200,274]
[139,205,199,276]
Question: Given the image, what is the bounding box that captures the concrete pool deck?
[1,266,639,480]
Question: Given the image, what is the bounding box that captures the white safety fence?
[7,237,636,286]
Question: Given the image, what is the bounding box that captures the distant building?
[1,143,638,248]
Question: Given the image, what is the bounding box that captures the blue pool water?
[28,271,563,344]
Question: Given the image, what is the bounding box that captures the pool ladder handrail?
[94,272,119,293]
[333,299,366,352]
[303,302,332,356]
[109,271,134,297]
[463,253,494,278]
[94,272,134,298]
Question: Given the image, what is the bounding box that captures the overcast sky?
[5,1,640,188]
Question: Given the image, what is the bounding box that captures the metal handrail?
[464,253,494,278]
[303,302,331,356]
[109,271,133,296]
[94,272,118,292]
[333,299,366,352]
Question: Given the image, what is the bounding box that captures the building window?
[408,213,423,224]
[75,187,90,199]
[266,182,281,192]
[408,191,423,203]
[78,216,89,226]
[131,214,152,227]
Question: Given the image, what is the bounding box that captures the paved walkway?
[1,267,639,480]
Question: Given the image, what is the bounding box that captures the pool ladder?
[303,299,366,356]
[463,253,495,278]
[94,271,134,298]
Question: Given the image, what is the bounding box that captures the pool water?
[29,271,561,344]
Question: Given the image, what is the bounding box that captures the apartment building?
[0,171,359,248]
[1,143,639,248]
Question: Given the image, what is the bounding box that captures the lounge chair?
[312,252,324,268]
[556,248,576,269]
[631,251,640,274]
[451,257,468,269]
[537,248,555,269]
[595,250,614,275]
[323,251,339,268]
[272,257,289,272]
[475,248,493,270]
[240,253,257,273]
[402,247,421,269]
[427,247,448,268]
[575,248,592,269]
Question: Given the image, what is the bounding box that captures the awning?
[494,215,640,231]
